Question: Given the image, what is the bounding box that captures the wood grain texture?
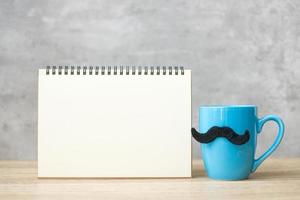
[0,159,299,200]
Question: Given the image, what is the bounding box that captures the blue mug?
[192,105,284,180]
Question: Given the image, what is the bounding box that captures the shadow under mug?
[192,105,284,180]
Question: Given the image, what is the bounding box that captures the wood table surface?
[0,159,299,200]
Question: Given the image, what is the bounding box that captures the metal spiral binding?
[162,66,166,75]
[45,66,185,75]
[150,66,154,75]
[64,66,68,75]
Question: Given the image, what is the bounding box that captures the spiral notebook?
[38,66,191,178]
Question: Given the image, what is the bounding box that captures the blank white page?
[38,68,191,177]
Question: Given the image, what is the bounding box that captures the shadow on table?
[192,160,299,180]
[250,170,299,180]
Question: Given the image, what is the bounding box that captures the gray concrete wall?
[0,0,299,160]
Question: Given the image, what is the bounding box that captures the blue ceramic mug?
[192,105,284,180]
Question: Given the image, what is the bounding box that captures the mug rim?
[200,105,257,109]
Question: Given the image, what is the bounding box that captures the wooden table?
[0,159,299,200]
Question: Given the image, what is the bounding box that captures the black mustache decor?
[191,126,250,145]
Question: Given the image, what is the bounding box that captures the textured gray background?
[0,0,299,160]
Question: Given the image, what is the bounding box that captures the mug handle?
[252,115,285,172]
